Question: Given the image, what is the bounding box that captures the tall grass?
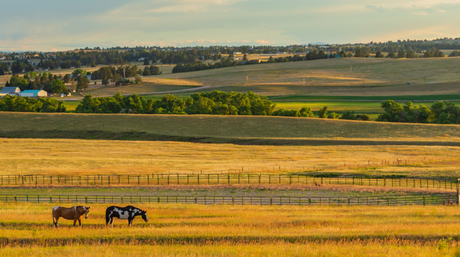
[1,203,459,256]
[0,138,460,178]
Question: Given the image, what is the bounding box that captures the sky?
[1,0,460,51]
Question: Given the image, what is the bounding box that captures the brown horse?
[52,206,90,227]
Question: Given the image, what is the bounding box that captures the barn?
[20,90,47,97]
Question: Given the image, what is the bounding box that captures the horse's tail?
[52,206,60,226]
[52,209,56,225]
[105,207,111,225]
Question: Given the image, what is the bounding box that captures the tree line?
[376,100,460,124]
[75,91,277,115]
[0,95,66,112]
[172,52,339,74]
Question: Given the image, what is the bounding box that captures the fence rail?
[1,174,458,190]
[0,194,456,206]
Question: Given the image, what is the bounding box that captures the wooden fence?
[0,193,455,206]
[0,174,458,190]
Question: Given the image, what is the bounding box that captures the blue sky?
[1,0,460,51]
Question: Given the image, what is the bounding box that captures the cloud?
[254,39,274,45]
[365,0,460,9]
[2,0,460,51]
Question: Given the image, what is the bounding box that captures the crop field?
[1,203,460,256]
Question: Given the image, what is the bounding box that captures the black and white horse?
[105,206,148,226]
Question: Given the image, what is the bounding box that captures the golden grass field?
[1,203,460,256]
[140,57,460,96]
[1,138,460,178]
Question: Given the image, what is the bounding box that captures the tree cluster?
[6,72,70,95]
[377,100,460,124]
[339,111,370,121]
[75,91,276,115]
[0,95,66,112]
[423,48,445,58]
[272,107,314,117]
[449,50,460,57]
[376,100,432,123]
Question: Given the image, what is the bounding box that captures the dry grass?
[150,57,460,88]
[1,138,460,177]
[1,203,460,256]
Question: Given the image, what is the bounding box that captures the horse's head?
[141,210,148,222]
[78,206,90,219]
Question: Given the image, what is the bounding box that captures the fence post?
[457,179,460,206]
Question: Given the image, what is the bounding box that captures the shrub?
[318,106,328,118]
[340,111,356,120]
[327,112,341,119]
[356,114,370,121]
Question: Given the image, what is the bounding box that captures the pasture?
[1,138,460,178]
[1,112,460,142]
[1,203,460,256]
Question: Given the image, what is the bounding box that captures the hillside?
[82,57,460,97]
[1,112,460,145]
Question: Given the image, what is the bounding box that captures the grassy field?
[1,112,460,142]
[0,185,442,198]
[1,203,460,256]
[74,57,460,98]
[1,138,460,178]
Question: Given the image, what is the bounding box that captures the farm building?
[20,90,47,97]
[1,87,21,95]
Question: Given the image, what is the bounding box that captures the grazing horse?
[52,206,90,228]
[106,206,148,227]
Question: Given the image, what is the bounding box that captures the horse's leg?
[78,219,81,226]
[55,217,59,228]
[73,220,77,226]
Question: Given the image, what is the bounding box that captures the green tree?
[143,58,150,65]
[318,106,328,118]
[63,74,71,83]
[328,112,341,119]
[102,76,109,86]
[135,75,142,85]
[76,76,89,92]
[354,48,365,57]
[51,79,68,94]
